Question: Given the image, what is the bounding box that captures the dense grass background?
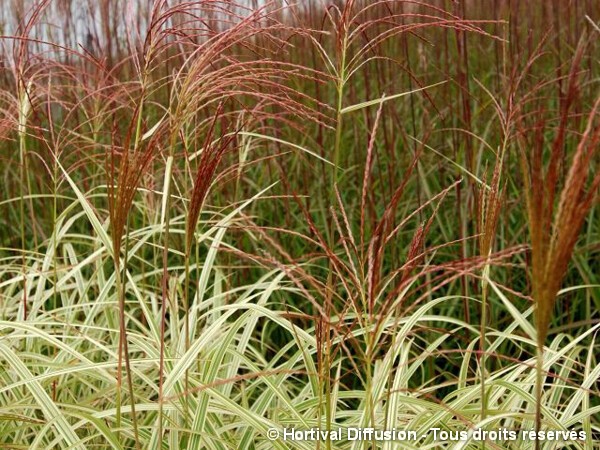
[0,1,599,448]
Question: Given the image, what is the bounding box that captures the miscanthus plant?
[0,1,599,449]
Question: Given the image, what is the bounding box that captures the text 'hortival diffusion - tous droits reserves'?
[266,427,587,443]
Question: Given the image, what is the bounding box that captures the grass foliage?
[0,1,599,448]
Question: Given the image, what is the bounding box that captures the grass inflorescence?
[0,1,598,449]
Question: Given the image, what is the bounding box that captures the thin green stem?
[332,36,347,195]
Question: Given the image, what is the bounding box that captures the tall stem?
[158,192,170,443]
[324,308,332,450]
[115,220,141,450]
[535,346,544,450]
[158,144,176,444]
[331,36,347,196]
[322,29,349,450]
[18,82,29,320]
[183,250,191,427]
[365,334,375,450]
[480,268,489,450]
[115,80,146,447]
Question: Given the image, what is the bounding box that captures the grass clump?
[0,1,599,449]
